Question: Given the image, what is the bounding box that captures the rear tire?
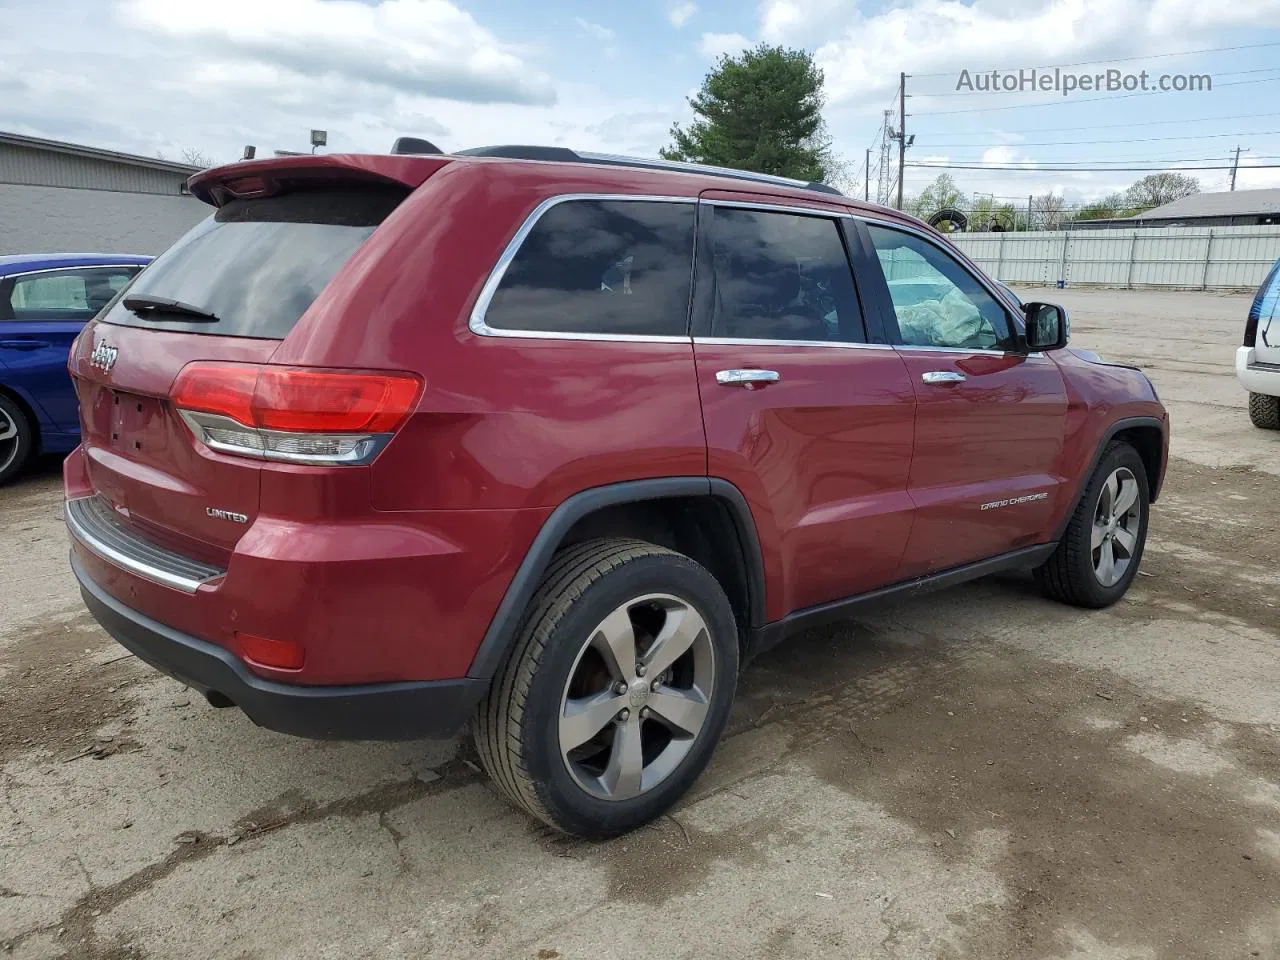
[0,394,34,486]
[474,538,738,839]
[1035,441,1149,609]
[1249,392,1280,430]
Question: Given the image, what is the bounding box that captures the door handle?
[716,369,781,387]
[0,339,51,351]
[921,371,966,384]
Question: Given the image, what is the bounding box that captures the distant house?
[0,131,208,256]
[1074,188,1280,230]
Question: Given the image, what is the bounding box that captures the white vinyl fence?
[950,225,1280,291]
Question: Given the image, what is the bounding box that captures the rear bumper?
[1237,346,1280,397]
[73,552,487,740]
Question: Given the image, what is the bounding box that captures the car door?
[856,220,1069,577]
[0,266,141,435]
[691,197,917,619]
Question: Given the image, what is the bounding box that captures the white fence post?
[1058,233,1069,287]
[1201,229,1215,291]
[1126,233,1138,290]
[995,233,1005,279]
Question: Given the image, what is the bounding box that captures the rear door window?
[3,267,139,321]
[480,199,696,337]
[99,186,406,339]
[705,207,866,343]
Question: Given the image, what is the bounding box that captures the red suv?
[65,145,1168,838]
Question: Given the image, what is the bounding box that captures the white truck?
[1238,259,1280,430]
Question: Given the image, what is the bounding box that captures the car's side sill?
[745,542,1058,661]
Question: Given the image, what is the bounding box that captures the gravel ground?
[1,287,1278,960]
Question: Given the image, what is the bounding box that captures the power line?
[908,40,1280,79]
[916,111,1280,136]
[907,162,1280,172]
[921,154,1280,166]
[920,129,1280,148]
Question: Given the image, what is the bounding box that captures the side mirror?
[1024,302,1070,351]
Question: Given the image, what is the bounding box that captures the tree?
[907,174,964,221]
[180,147,215,169]
[1075,191,1128,221]
[970,195,1018,232]
[1124,173,1199,211]
[1032,192,1067,230]
[661,44,831,182]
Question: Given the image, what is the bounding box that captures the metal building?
[1074,188,1280,230]
[0,131,209,256]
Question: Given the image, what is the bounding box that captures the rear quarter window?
[99,186,406,339]
[480,199,696,337]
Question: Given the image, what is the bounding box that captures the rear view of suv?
[66,146,1168,838]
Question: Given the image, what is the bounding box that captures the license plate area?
[108,391,167,456]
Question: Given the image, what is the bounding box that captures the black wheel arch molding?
[1054,415,1167,544]
[465,477,768,681]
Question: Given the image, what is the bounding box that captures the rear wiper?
[122,294,220,323]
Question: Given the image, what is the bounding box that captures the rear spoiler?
[187,154,452,207]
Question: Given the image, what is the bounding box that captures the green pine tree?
[661,44,832,183]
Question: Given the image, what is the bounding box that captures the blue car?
[0,253,151,483]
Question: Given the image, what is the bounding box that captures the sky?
[4,0,1280,206]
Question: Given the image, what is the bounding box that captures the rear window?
[481,199,695,337]
[100,186,406,339]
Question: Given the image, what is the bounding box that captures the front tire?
[0,394,34,486]
[474,538,738,839]
[1035,441,1150,608]
[1249,392,1280,430]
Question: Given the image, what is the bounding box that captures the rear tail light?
[171,362,421,465]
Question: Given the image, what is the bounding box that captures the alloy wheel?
[0,410,19,475]
[558,593,716,801]
[1092,466,1142,587]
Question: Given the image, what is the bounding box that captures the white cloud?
[120,0,556,106]
[573,17,616,42]
[759,0,851,45]
[981,146,1026,167]
[697,31,751,61]
[667,2,698,28]
[747,0,1280,107]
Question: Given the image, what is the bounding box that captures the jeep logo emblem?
[89,341,118,375]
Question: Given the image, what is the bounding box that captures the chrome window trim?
[693,336,892,351]
[701,198,854,217]
[896,344,1048,359]
[852,215,1028,346]
[468,193,698,343]
[3,264,145,282]
[65,496,223,595]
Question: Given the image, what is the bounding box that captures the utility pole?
[1027,195,1034,232]
[1229,145,1247,191]
[896,72,908,210]
[865,148,871,202]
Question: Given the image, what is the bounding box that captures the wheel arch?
[1053,415,1167,544]
[466,478,766,681]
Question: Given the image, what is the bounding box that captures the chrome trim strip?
[469,193,697,343]
[575,152,822,192]
[895,345,1050,359]
[66,496,223,594]
[701,198,853,217]
[1,264,145,283]
[693,336,894,351]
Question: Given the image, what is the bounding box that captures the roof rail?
[448,144,843,196]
